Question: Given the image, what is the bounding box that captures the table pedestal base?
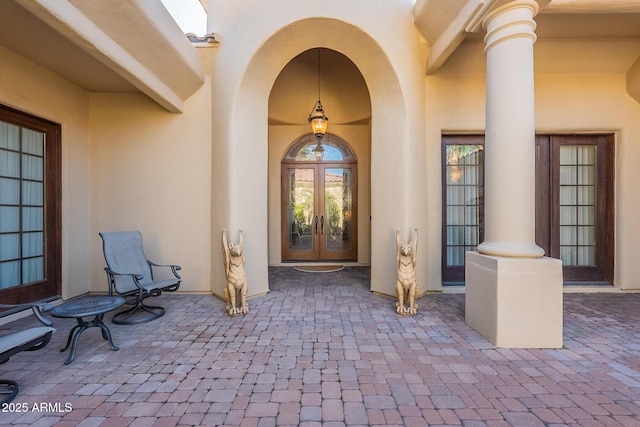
[60,313,119,365]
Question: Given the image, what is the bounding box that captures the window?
[0,104,61,304]
[442,134,614,285]
[442,136,484,284]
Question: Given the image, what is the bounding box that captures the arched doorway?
[281,133,357,261]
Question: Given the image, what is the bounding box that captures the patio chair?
[0,301,55,404]
[99,230,182,325]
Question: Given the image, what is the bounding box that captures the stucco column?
[477,0,544,258]
[465,0,563,348]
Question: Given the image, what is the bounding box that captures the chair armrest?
[147,262,182,279]
[0,302,54,327]
[148,261,181,270]
[104,267,144,281]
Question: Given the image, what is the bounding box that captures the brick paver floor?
[2,266,640,426]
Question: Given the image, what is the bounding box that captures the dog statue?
[221,229,249,316]
[396,228,419,316]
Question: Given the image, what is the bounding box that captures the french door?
[442,134,614,285]
[281,163,357,261]
[0,104,61,304]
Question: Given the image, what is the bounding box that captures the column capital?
[482,0,539,53]
[466,0,547,33]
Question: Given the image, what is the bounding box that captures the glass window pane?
[560,226,577,245]
[22,181,44,205]
[559,206,576,225]
[560,247,577,265]
[22,207,43,231]
[284,135,355,162]
[578,226,595,246]
[22,154,43,181]
[578,166,595,185]
[577,145,596,164]
[560,146,577,165]
[559,165,576,185]
[0,177,19,204]
[0,149,20,177]
[578,206,595,225]
[0,261,20,289]
[0,122,19,150]
[577,247,595,266]
[22,257,44,283]
[559,186,576,205]
[0,206,20,232]
[22,128,44,155]
[578,186,595,205]
[446,186,464,205]
[22,232,44,258]
[0,234,19,261]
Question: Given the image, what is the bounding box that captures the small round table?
[51,296,125,365]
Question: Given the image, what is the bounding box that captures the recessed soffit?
[414,0,640,74]
[0,0,205,113]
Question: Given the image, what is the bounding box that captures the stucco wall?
[0,45,91,300]
[88,50,214,294]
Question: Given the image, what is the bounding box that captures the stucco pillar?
[465,0,563,348]
[478,0,542,258]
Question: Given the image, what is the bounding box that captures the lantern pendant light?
[308,48,328,160]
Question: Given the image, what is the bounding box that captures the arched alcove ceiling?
[233,18,405,138]
[269,48,371,126]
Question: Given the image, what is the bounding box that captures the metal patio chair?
[99,230,182,325]
[0,301,55,403]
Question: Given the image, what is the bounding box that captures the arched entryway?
[281,134,357,261]
[212,16,426,298]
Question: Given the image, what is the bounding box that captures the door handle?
[320,215,324,234]
[315,216,318,235]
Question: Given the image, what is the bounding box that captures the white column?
[477,0,544,258]
[465,0,563,348]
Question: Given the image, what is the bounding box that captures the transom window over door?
[0,104,61,304]
[442,134,614,285]
[281,134,357,262]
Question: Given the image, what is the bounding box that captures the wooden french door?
[281,163,357,261]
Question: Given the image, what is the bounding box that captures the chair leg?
[112,301,165,325]
[0,380,18,404]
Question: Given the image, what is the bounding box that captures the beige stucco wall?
[0,45,91,300]
[88,47,216,294]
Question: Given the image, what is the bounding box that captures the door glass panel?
[444,144,484,267]
[286,168,315,250]
[323,168,353,251]
[558,145,596,266]
[0,121,46,288]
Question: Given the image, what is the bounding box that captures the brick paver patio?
[2,266,640,426]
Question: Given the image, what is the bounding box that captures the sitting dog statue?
[221,229,249,316]
[396,228,419,316]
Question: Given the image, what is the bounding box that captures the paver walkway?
[1,266,640,426]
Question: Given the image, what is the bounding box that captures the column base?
[465,251,563,348]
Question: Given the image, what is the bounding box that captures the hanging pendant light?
[308,48,328,160]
